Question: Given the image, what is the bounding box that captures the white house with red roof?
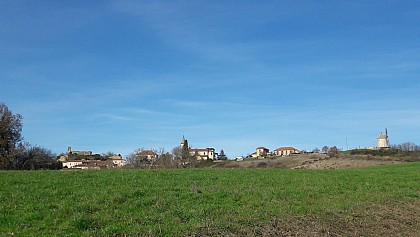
[189,148,216,160]
[180,136,216,160]
[251,146,270,158]
[137,150,158,161]
[274,147,299,156]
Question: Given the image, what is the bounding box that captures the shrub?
[327,146,339,158]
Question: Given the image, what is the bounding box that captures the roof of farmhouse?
[275,147,297,151]
[138,150,157,156]
[257,147,269,150]
[190,148,214,152]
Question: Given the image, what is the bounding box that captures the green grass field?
[1,163,420,236]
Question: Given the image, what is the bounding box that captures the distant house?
[110,154,125,167]
[62,159,125,169]
[137,150,158,161]
[60,147,125,169]
[252,147,269,158]
[77,160,112,169]
[274,147,299,156]
[62,160,83,169]
[190,148,216,160]
[235,156,244,161]
[180,136,216,160]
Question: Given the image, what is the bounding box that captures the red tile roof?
[138,150,157,156]
[275,147,296,151]
[190,148,214,152]
[256,147,268,150]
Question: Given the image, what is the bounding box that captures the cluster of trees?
[125,147,228,169]
[350,142,420,159]
[391,142,420,152]
[0,102,61,170]
[312,146,340,158]
[315,143,420,159]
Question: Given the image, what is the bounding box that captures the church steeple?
[180,135,190,160]
[180,135,188,149]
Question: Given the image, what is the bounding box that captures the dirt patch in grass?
[260,200,420,237]
[209,154,405,170]
[299,156,403,170]
[193,200,420,236]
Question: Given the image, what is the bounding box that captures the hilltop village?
[59,129,392,170]
[59,147,125,169]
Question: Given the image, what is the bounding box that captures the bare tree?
[172,146,181,159]
[155,147,175,168]
[102,151,118,158]
[8,142,28,169]
[327,146,340,158]
[171,146,197,168]
[8,142,60,170]
[392,142,420,152]
[399,142,417,152]
[321,146,329,154]
[126,148,157,169]
[22,145,59,170]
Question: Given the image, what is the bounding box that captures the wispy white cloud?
[91,113,136,122]
[110,1,285,63]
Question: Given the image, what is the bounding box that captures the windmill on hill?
[377,128,390,149]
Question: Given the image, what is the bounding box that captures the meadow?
[1,163,420,236]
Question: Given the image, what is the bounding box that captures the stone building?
[60,147,125,169]
[377,128,390,149]
[67,146,92,156]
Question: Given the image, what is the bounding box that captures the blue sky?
[1,1,419,157]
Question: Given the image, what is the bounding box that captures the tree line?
[391,142,420,152]
[0,102,61,170]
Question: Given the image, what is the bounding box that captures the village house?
[274,147,299,156]
[180,136,216,160]
[59,147,125,169]
[62,160,107,170]
[137,150,158,161]
[251,147,270,158]
[61,156,125,169]
[61,157,125,169]
[190,148,216,160]
[110,154,125,167]
[61,160,83,169]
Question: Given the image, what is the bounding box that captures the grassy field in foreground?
[1,163,420,236]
